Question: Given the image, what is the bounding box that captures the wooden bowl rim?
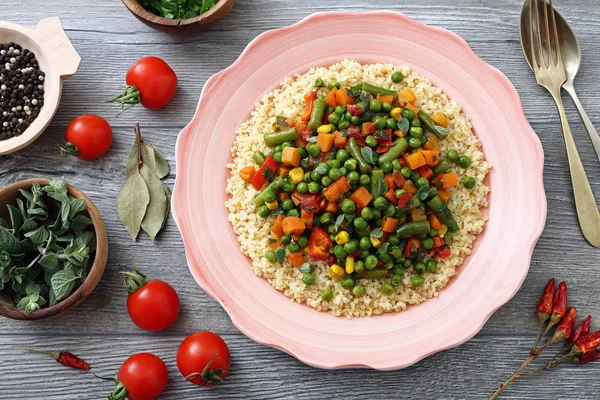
[0,178,108,320]
[121,0,234,26]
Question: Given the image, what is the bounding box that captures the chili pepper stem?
[26,348,59,360]
[490,354,537,400]
[532,337,560,356]
[531,320,547,350]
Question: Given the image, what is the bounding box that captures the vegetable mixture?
[239,74,478,296]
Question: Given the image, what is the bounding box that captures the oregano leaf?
[0,226,21,254]
[51,269,79,301]
[370,228,384,238]
[275,248,286,264]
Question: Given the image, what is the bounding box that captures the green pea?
[360,250,370,260]
[420,135,428,145]
[365,135,378,148]
[274,144,283,153]
[273,152,282,163]
[355,260,365,274]
[321,288,334,300]
[263,190,276,203]
[401,167,411,179]
[281,235,292,245]
[321,176,332,187]
[404,259,413,268]
[458,155,472,168]
[258,205,271,218]
[336,149,350,163]
[374,116,387,130]
[342,276,355,290]
[328,81,341,90]
[416,177,429,189]
[287,209,300,217]
[339,167,348,176]
[303,171,312,182]
[297,147,308,159]
[335,105,346,116]
[289,243,300,253]
[463,176,476,189]
[308,182,321,194]
[391,71,404,83]
[282,180,296,193]
[345,111,353,121]
[430,229,438,237]
[307,143,321,157]
[426,260,437,272]
[282,141,293,148]
[352,285,366,297]
[380,161,393,173]
[447,149,459,162]
[359,174,371,185]
[422,238,434,250]
[365,255,378,270]
[265,250,277,263]
[360,237,372,250]
[354,217,368,231]
[296,182,308,194]
[298,236,309,248]
[303,273,315,286]
[344,158,357,172]
[384,204,396,217]
[370,99,382,112]
[333,245,347,259]
[328,113,340,126]
[320,212,334,225]
[391,274,402,287]
[386,117,397,130]
[372,210,382,220]
[378,252,391,263]
[341,199,356,214]
[281,199,294,211]
[388,234,400,246]
[381,101,392,112]
[328,168,341,181]
[310,171,321,182]
[411,119,421,128]
[402,108,415,120]
[415,262,426,275]
[329,159,342,169]
[344,240,358,254]
[361,207,375,220]
[347,171,359,185]
[410,127,423,137]
[411,275,425,287]
[390,160,401,171]
[338,120,350,130]
[409,137,421,148]
[381,283,394,295]
[351,115,360,124]
[373,197,388,211]
[428,186,438,198]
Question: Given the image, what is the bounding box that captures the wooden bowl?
[0,17,81,155]
[0,179,107,320]
[121,0,236,34]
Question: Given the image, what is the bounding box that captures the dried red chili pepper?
[27,349,90,371]
[550,281,567,324]
[571,315,592,346]
[575,332,600,355]
[536,278,555,322]
[553,307,576,341]
[578,350,600,364]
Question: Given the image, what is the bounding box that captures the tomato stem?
[184,353,225,385]
[108,85,141,115]
[120,266,147,293]
[94,374,129,400]
[59,142,80,157]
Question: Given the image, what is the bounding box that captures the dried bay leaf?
[117,171,150,241]
[140,164,168,241]
[153,147,170,179]
[126,141,138,178]
[162,186,172,230]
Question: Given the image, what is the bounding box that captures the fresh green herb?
[138,0,219,20]
[0,179,96,313]
[370,228,384,238]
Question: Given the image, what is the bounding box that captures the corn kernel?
[289,167,304,184]
[370,237,381,248]
[265,200,278,210]
[438,225,448,237]
[390,107,402,121]
[328,264,345,279]
[335,231,349,245]
[317,124,333,134]
[345,256,355,274]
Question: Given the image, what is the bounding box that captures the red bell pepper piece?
[250,155,279,190]
[432,173,444,189]
[346,104,362,116]
[392,170,406,188]
[301,194,323,212]
[432,236,445,248]
[436,245,451,259]
[308,227,332,261]
[374,129,392,144]
[397,193,413,209]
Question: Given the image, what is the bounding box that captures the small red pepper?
[308,227,332,261]
[576,331,600,355]
[537,278,555,323]
[27,349,90,371]
[578,350,600,364]
[250,155,279,190]
[553,307,577,341]
[571,315,592,346]
[550,281,568,324]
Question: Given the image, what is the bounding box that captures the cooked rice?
[226,60,490,318]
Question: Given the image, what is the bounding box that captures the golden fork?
[528,0,600,246]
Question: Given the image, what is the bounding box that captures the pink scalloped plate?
[172,11,546,370]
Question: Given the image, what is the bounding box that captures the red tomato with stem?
[110,56,177,112]
[98,353,168,400]
[123,267,180,332]
[177,331,231,387]
[61,114,112,160]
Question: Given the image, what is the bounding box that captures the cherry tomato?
[62,114,112,160]
[117,353,168,400]
[127,280,180,331]
[177,331,231,387]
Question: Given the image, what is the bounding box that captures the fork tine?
[529,0,539,70]
[549,0,562,67]
[532,0,545,69]
[541,0,553,66]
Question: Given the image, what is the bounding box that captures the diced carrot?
[282,216,306,237]
[417,166,433,180]
[432,112,449,127]
[301,209,314,228]
[429,214,442,230]
[267,235,281,249]
[398,88,417,104]
[239,166,256,183]
[438,188,451,202]
[295,121,307,132]
[325,87,338,109]
[377,93,394,105]
[278,166,291,176]
[384,173,395,191]
[317,133,335,153]
[291,191,305,206]
[432,236,445,248]
[325,201,337,213]
[382,216,398,233]
[421,150,440,167]
[289,251,305,267]
[274,117,296,131]
[442,172,458,188]
[333,131,348,148]
[410,208,427,222]
[384,189,397,204]
[404,151,426,170]
[394,130,406,138]
[278,192,290,201]
[301,91,317,122]
[281,147,301,167]
[271,214,286,237]
[362,122,376,136]
[403,180,418,194]
[349,187,373,208]
[335,88,355,107]
[405,103,420,116]
[322,177,351,202]
[423,135,440,151]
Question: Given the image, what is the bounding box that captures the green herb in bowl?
[139,0,219,19]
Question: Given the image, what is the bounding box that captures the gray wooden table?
[1,0,600,399]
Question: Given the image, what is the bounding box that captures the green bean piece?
[361,82,398,99]
[254,188,269,206]
[396,220,431,238]
[308,96,327,130]
[253,151,266,166]
[419,110,449,140]
[370,169,385,197]
[358,269,389,279]
[377,138,409,164]
[432,160,453,177]
[427,195,459,232]
[346,137,372,174]
[264,128,299,147]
